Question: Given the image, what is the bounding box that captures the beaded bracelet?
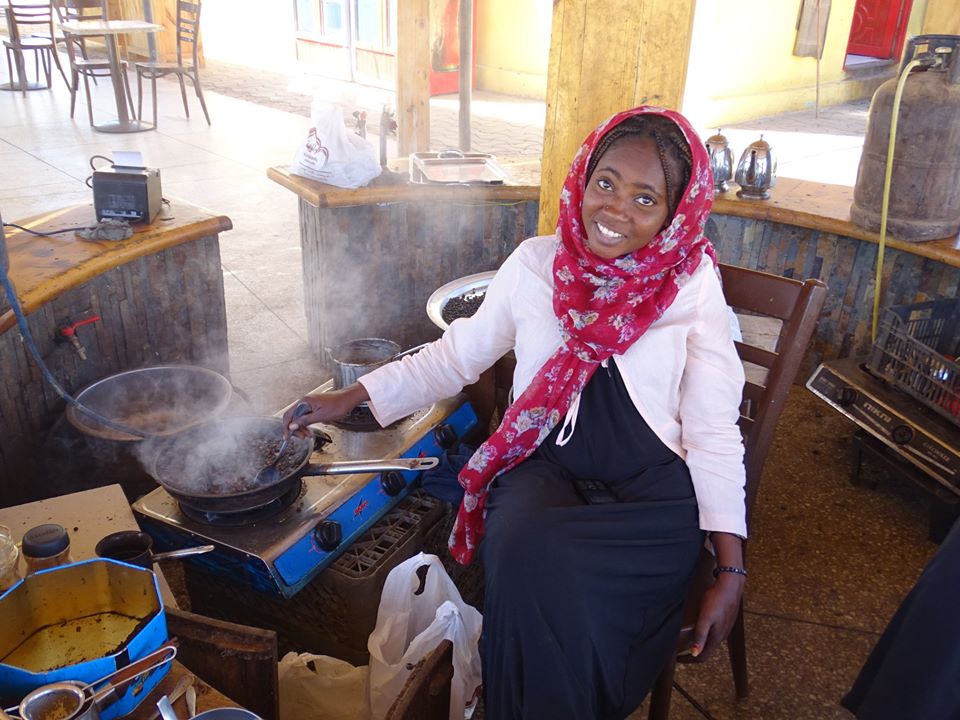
[713,565,748,578]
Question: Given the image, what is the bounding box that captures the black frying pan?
[147,417,437,514]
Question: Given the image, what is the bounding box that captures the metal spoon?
[253,401,312,486]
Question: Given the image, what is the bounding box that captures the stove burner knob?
[381,471,406,496]
[314,520,342,551]
[434,423,458,449]
[891,424,914,445]
[837,386,857,407]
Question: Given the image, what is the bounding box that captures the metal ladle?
[253,402,312,486]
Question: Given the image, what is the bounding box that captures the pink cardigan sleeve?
[678,270,748,538]
[359,253,521,427]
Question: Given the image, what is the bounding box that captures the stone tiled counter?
[709,178,960,370]
[267,161,541,357]
[0,201,232,505]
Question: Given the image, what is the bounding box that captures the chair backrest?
[8,0,56,38]
[718,263,827,522]
[58,0,106,23]
[384,639,454,720]
[175,0,202,67]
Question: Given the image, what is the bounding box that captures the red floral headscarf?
[449,106,716,565]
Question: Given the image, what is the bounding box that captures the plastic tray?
[867,298,960,427]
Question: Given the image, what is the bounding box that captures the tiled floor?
[1,56,942,719]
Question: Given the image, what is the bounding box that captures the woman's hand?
[688,572,745,659]
[282,383,370,433]
[689,531,745,659]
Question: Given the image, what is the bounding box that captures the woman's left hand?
[688,531,745,659]
[688,572,745,659]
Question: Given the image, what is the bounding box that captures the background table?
[59,19,161,132]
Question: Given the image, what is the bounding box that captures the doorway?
[844,0,914,69]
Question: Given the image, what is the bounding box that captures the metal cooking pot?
[326,339,429,389]
[147,417,438,514]
[94,531,213,569]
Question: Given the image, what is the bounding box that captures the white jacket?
[360,235,748,537]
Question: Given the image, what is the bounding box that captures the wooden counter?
[712,178,960,269]
[0,201,232,506]
[268,161,541,359]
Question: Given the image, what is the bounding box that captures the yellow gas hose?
[872,59,923,342]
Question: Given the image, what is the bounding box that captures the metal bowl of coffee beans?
[426,270,497,331]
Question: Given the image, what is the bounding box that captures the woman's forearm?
[711,531,744,569]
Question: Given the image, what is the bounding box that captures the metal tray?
[409,152,507,185]
[426,270,497,331]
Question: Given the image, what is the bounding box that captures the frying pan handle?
[303,457,440,475]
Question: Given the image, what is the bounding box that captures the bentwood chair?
[3,0,69,96]
[134,0,210,127]
[646,264,827,720]
[56,0,136,124]
[53,0,104,75]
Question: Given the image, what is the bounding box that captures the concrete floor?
[0,56,943,719]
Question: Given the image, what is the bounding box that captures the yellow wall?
[475,0,552,98]
[682,0,930,128]
[922,0,960,34]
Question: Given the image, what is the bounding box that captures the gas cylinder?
[850,35,960,242]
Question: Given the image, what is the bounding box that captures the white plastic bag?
[367,552,483,720]
[278,651,370,720]
[291,100,381,188]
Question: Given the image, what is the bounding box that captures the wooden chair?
[383,639,454,720]
[646,263,827,720]
[166,607,280,720]
[56,0,136,125]
[3,0,69,96]
[134,0,210,127]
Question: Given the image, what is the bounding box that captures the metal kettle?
[705,130,735,193]
[735,135,777,200]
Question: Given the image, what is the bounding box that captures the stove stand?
[807,356,960,540]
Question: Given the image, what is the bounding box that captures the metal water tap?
[353,109,367,139]
[379,105,397,167]
[58,315,100,360]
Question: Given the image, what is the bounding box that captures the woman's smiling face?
[581,134,671,259]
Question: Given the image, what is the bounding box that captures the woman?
[286,106,747,719]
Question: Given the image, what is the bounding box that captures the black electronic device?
[92,165,162,223]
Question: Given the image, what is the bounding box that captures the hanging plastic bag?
[367,552,483,720]
[278,651,370,720]
[291,100,382,189]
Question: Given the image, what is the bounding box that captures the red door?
[847,0,914,58]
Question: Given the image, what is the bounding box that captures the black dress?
[840,518,960,719]
[480,360,704,720]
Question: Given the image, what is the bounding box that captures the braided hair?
[585,115,694,221]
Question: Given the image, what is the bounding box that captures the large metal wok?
[147,417,438,514]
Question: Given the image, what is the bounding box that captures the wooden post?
[538,0,698,234]
[396,0,431,157]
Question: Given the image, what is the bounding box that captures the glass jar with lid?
[21,523,73,574]
[0,524,19,591]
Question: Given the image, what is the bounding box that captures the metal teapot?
[735,135,777,200]
[705,130,735,193]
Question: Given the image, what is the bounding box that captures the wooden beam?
[538,0,698,235]
[396,0,431,156]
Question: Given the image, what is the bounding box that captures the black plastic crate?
[867,299,960,427]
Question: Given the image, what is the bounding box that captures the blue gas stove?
[133,383,477,598]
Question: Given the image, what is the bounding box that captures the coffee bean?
[441,292,485,324]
